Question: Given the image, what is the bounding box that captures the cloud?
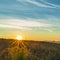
[25,0,53,8]
[0,24,32,30]
[40,0,60,8]
[44,29,53,32]
[17,0,59,8]
[0,19,52,30]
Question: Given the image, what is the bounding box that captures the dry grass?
[0,39,60,60]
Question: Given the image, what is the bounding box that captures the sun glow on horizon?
[16,35,23,40]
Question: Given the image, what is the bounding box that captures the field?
[0,39,60,60]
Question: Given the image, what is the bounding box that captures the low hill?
[0,39,60,60]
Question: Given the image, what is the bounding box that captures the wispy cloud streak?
[0,19,52,30]
[17,0,60,8]
[41,0,60,8]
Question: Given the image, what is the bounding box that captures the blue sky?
[0,0,60,40]
[0,0,60,19]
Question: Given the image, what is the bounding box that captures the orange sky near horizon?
[0,30,60,41]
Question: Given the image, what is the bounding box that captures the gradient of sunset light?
[0,0,60,41]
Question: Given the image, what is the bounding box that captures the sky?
[0,0,60,41]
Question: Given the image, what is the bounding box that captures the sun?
[16,35,23,40]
